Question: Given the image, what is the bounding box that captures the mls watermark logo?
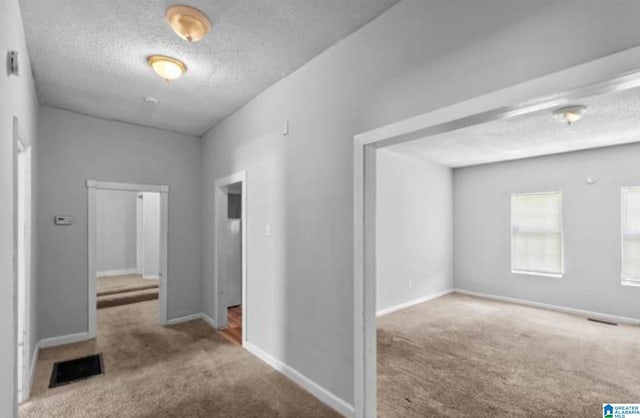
[604,404,640,418]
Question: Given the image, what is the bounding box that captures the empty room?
[3,0,640,417]
[372,84,640,416]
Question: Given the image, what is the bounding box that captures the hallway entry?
[214,172,246,345]
[87,180,169,339]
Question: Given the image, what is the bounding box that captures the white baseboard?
[454,288,640,326]
[97,268,137,277]
[244,341,354,418]
[167,313,218,328]
[39,332,92,348]
[377,288,454,317]
[167,313,201,325]
[143,274,160,280]
[199,313,217,329]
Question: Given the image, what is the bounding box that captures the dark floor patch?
[49,354,104,388]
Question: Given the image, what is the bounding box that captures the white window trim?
[510,190,564,278]
[621,186,640,287]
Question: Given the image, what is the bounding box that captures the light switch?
[282,119,289,136]
[265,223,272,237]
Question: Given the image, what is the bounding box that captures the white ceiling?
[388,86,640,167]
[20,0,399,136]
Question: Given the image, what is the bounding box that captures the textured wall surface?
[201,0,640,407]
[0,0,39,415]
[37,106,202,340]
[454,142,640,320]
[376,150,453,312]
[96,190,137,273]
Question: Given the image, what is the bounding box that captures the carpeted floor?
[96,274,159,296]
[20,301,341,418]
[377,293,640,417]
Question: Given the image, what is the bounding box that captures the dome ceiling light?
[552,105,587,125]
[165,5,212,42]
[147,55,187,81]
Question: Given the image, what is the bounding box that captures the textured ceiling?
[20,0,399,136]
[388,86,640,167]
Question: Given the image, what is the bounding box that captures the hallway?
[20,302,339,418]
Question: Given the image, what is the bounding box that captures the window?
[511,191,563,277]
[622,187,640,286]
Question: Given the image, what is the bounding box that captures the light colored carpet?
[96,274,158,296]
[20,301,341,418]
[377,293,640,417]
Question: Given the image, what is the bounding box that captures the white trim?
[87,180,169,339]
[511,270,563,279]
[142,274,160,280]
[166,313,201,325]
[376,289,453,317]
[353,46,640,418]
[26,341,39,402]
[454,289,640,326]
[86,179,168,193]
[39,332,92,349]
[199,313,217,329]
[213,171,248,347]
[165,313,219,327]
[96,268,138,277]
[244,341,354,418]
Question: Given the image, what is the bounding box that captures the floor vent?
[588,318,618,326]
[49,353,104,388]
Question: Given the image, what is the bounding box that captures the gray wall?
[454,143,640,320]
[200,0,640,405]
[0,0,39,414]
[37,106,202,340]
[96,190,137,274]
[376,150,452,312]
[141,192,161,278]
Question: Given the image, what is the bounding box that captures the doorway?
[14,116,32,403]
[353,49,640,417]
[87,180,168,339]
[214,171,247,345]
[94,189,161,314]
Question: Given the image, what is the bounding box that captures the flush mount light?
[165,5,211,42]
[147,55,186,81]
[552,105,587,125]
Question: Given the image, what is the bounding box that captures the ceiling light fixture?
[165,5,212,42]
[552,105,587,125]
[144,96,158,105]
[147,55,186,81]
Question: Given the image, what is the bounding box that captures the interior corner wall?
[376,150,452,313]
[200,0,640,406]
[453,143,640,320]
[36,106,202,340]
[0,0,39,415]
[96,190,137,274]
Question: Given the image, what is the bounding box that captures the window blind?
[511,191,563,276]
[622,187,640,285]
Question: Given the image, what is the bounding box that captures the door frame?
[13,117,31,403]
[213,170,247,346]
[352,46,640,417]
[86,180,169,339]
